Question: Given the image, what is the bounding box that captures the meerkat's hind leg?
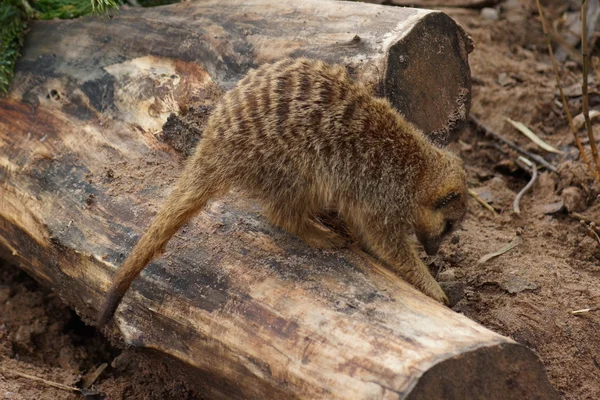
[265,205,347,249]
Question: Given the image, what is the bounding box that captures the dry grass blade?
[582,0,600,178]
[571,305,600,315]
[513,157,538,214]
[534,0,597,180]
[470,115,558,173]
[504,117,564,154]
[468,188,498,216]
[478,236,523,265]
[0,368,80,392]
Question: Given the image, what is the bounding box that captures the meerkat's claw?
[440,292,450,306]
[423,282,449,305]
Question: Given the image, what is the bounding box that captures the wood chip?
[536,200,564,215]
[573,109,600,130]
[79,363,108,389]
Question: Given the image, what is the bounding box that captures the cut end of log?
[384,12,473,146]
[408,343,559,400]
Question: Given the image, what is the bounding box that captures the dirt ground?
[2,0,600,399]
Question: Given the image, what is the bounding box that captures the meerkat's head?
[413,151,468,256]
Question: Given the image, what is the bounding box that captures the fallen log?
[0,0,557,398]
[358,0,499,9]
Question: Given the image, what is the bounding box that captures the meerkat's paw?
[422,282,449,305]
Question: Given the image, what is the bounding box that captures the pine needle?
[92,0,121,14]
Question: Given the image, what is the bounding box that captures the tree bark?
[0,0,557,399]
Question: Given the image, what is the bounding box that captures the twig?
[468,188,497,216]
[582,0,600,178]
[513,157,538,214]
[470,115,558,173]
[478,236,523,265]
[0,368,80,393]
[534,0,596,179]
[580,220,600,244]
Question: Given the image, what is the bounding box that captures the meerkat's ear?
[433,191,460,210]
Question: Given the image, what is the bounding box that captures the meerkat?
[97,57,468,327]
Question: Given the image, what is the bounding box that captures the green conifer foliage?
[1,0,177,94]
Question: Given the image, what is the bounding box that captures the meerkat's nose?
[423,238,441,256]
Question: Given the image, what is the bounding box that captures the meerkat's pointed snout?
[423,237,442,256]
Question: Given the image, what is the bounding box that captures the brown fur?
[97,58,468,327]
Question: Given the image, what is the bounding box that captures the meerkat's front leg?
[363,228,449,304]
[393,242,449,305]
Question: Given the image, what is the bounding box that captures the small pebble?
[0,285,10,303]
[561,186,585,213]
[481,7,499,21]
[438,269,457,282]
[13,325,32,349]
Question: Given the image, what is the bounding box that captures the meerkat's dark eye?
[434,192,459,210]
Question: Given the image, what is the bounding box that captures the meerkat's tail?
[97,158,225,328]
